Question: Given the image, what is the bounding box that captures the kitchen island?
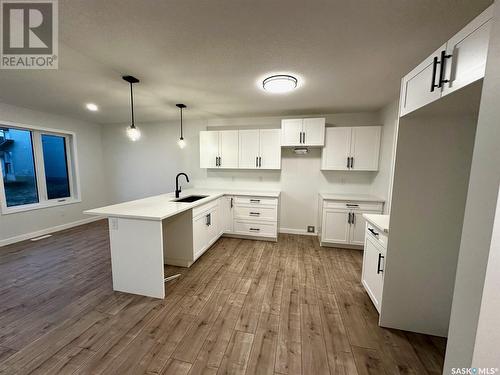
[85,188,280,298]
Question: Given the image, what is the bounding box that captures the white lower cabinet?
[192,200,219,260]
[361,223,387,313]
[319,198,383,247]
[231,195,279,239]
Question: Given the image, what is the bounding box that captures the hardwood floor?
[0,220,446,374]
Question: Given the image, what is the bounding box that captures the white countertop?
[363,214,390,233]
[319,192,385,203]
[84,188,280,221]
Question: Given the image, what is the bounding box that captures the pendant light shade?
[176,103,187,149]
[123,75,141,141]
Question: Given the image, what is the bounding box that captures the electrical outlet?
[307,226,315,233]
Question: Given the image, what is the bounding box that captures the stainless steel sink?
[173,195,208,203]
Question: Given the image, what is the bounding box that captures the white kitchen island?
[85,188,280,299]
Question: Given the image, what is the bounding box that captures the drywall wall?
[0,102,108,244]
[370,100,399,214]
[101,112,392,234]
[444,2,500,370]
[380,108,478,336]
[472,186,500,367]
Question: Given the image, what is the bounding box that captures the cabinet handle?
[206,213,211,226]
[250,199,260,203]
[299,132,302,144]
[230,197,233,208]
[368,227,379,237]
[351,213,355,225]
[377,253,385,274]
[346,204,359,207]
[256,156,258,167]
[438,50,452,87]
[249,212,260,216]
[350,157,354,168]
[303,131,306,144]
[347,212,351,224]
[258,157,262,167]
[347,157,350,169]
[249,227,260,232]
[430,56,439,92]
[219,156,221,167]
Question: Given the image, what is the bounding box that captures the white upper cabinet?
[400,5,493,117]
[350,127,381,171]
[442,6,493,96]
[199,130,238,169]
[281,118,325,147]
[259,129,281,169]
[321,126,381,171]
[238,130,260,169]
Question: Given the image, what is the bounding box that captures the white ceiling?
[0,0,492,124]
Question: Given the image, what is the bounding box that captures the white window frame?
[0,120,81,215]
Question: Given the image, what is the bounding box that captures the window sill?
[1,198,82,215]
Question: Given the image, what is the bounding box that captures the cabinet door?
[361,235,384,312]
[259,129,281,169]
[238,130,260,169]
[219,130,239,168]
[322,209,350,244]
[303,118,325,146]
[442,6,493,97]
[400,45,445,116]
[281,119,303,146]
[350,212,368,246]
[321,127,351,170]
[206,207,220,246]
[199,131,219,168]
[350,127,381,171]
[219,196,233,234]
[193,213,209,258]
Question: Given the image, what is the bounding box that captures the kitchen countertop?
[84,188,280,221]
[363,214,390,233]
[319,192,385,203]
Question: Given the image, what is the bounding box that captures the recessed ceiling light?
[262,75,298,93]
[86,103,98,111]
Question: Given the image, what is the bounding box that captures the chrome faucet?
[175,173,189,198]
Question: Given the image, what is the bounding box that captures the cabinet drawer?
[234,196,278,207]
[192,199,218,218]
[366,223,388,248]
[324,200,383,212]
[234,206,277,221]
[233,220,277,238]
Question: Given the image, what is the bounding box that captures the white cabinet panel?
[239,130,260,169]
[321,127,351,170]
[219,196,233,235]
[259,129,281,169]
[281,119,303,146]
[233,220,277,238]
[400,45,445,117]
[351,127,381,171]
[442,6,493,96]
[234,205,277,222]
[303,118,325,146]
[193,212,209,258]
[350,212,368,246]
[362,234,385,313]
[199,131,219,168]
[219,130,239,168]
[322,209,350,245]
[206,206,219,246]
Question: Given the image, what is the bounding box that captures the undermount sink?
[173,195,208,203]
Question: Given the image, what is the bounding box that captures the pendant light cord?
[129,82,135,128]
[180,106,183,139]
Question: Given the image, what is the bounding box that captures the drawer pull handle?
[249,228,260,231]
[250,199,261,203]
[377,253,385,274]
[368,227,379,237]
[249,212,260,216]
[346,204,359,207]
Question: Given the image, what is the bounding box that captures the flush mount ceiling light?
[86,103,98,112]
[262,74,298,93]
[176,103,187,149]
[122,75,141,142]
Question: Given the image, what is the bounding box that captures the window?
[0,122,80,214]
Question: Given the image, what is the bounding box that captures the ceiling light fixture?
[176,103,187,149]
[263,74,298,93]
[86,103,98,111]
[122,75,141,142]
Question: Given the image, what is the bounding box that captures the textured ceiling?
[0,0,493,124]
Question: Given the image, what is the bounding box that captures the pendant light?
[123,75,141,141]
[176,103,187,149]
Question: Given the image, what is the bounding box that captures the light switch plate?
[307,226,315,233]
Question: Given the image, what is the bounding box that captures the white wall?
[101,112,394,234]
[445,1,500,370]
[472,186,500,367]
[371,100,399,214]
[0,102,108,244]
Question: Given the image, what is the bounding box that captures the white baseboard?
[279,227,318,236]
[0,216,103,247]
